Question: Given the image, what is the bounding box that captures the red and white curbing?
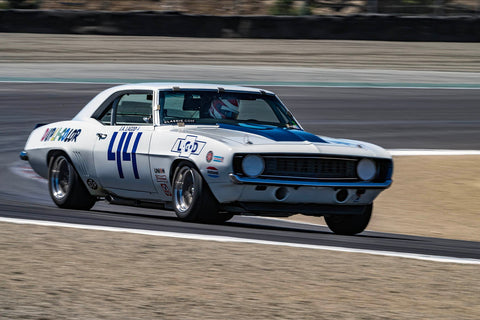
[10,163,47,183]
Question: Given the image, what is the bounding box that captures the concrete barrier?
[0,9,479,41]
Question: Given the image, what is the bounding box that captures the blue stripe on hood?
[218,123,327,143]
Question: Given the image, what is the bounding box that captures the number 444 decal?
[107,132,142,179]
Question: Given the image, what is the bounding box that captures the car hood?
[174,124,392,159]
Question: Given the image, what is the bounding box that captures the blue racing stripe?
[107,132,117,161]
[218,123,326,143]
[122,132,133,161]
[116,132,127,179]
[131,132,143,179]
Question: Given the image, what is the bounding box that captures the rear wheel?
[324,204,372,235]
[172,161,232,223]
[48,154,96,210]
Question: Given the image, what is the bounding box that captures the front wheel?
[324,204,372,235]
[172,162,232,223]
[48,154,96,210]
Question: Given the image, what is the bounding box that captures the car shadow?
[90,206,418,242]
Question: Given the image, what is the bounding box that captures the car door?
[93,90,156,198]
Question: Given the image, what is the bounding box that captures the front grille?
[233,154,393,183]
[263,157,357,180]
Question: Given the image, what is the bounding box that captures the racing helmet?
[209,97,240,119]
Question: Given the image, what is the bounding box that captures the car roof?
[73,82,275,121]
[110,82,274,94]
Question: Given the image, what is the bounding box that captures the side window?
[99,104,113,125]
[94,91,153,126]
[116,93,153,125]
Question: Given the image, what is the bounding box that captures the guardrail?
[0,9,479,41]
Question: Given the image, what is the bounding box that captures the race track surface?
[1,82,479,262]
[2,83,480,150]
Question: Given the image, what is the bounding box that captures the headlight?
[241,155,265,178]
[357,158,377,181]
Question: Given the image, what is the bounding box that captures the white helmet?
[209,97,239,119]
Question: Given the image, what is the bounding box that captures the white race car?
[21,83,393,235]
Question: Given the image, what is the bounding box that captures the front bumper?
[229,174,392,189]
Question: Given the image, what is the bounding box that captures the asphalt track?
[1,82,479,262]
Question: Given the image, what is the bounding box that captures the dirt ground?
[2,33,480,72]
[1,222,479,320]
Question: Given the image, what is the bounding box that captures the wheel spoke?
[50,156,72,200]
[174,166,197,213]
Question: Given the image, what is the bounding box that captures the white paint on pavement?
[389,149,480,156]
[1,217,478,265]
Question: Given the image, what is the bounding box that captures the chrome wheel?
[172,161,231,223]
[174,166,196,213]
[50,155,73,201]
[48,153,96,210]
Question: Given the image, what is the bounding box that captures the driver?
[208,97,240,119]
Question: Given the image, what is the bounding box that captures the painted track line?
[389,149,480,156]
[1,217,478,265]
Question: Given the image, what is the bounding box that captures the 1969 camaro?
[21,83,393,235]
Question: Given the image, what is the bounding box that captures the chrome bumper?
[229,174,392,189]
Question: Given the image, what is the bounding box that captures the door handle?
[96,133,108,140]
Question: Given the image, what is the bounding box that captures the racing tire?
[48,154,96,210]
[172,161,232,224]
[324,204,372,235]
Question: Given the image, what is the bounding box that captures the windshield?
[159,90,300,129]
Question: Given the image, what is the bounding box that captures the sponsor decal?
[206,166,219,178]
[107,131,143,179]
[171,135,206,158]
[160,183,172,197]
[154,168,165,174]
[155,174,168,182]
[213,155,224,163]
[86,179,98,190]
[119,126,140,132]
[41,127,82,143]
[164,119,196,124]
[206,151,213,163]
